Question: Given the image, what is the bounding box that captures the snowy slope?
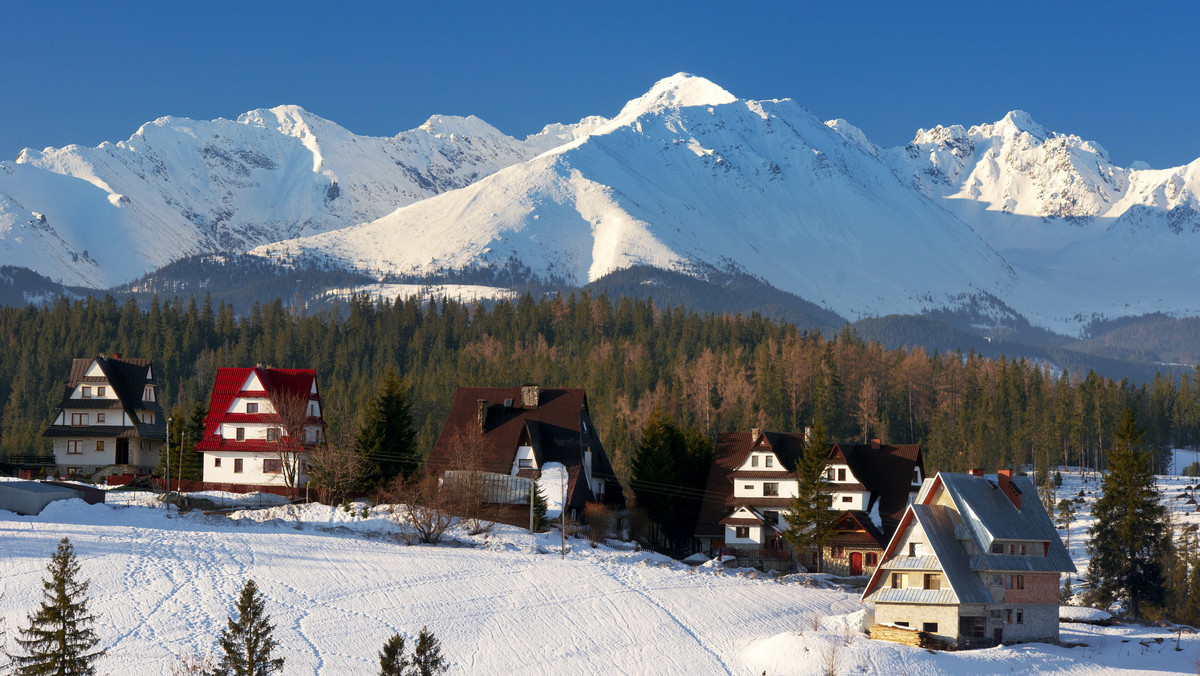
[0,493,1195,675]
[0,107,535,287]
[888,112,1200,332]
[252,74,1017,321]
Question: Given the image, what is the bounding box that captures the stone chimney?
[997,469,1022,509]
[969,468,985,478]
[803,426,812,444]
[476,399,488,432]
[521,385,539,409]
[870,438,881,450]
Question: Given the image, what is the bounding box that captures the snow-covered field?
[0,481,1197,674]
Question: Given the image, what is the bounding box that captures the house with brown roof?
[43,354,165,477]
[193,366,325,487]
[427,386,625,520]
[862,470,1075,648]
[695,429,924,574]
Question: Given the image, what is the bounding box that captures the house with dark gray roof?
[695,430,924,574]
[43,354,165,477]
[861,470,1076,648]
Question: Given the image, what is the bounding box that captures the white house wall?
[229,397,275,414]
[202,451,306,486]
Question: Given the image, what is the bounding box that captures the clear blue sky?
[4,2,1197,169]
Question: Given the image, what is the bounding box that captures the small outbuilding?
[0,480,91,515]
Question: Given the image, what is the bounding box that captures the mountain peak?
[992,110,1046,139]
[615,73,738,121]
[418,114,506,140]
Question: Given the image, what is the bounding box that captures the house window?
[97,386,105,397]
[841,496,853,503]
[95,441,104,452]
[1009,544,1016,555]
[1016,609,1024,624]
[236,428,245,442]
[518,458,532,468]
[744,484,754,491]
[263,459,281,473]
[765,456,773,467]
[922,622,938,633]
[923,573,940,590]
[81,386,91,398]
[894,621,910,628]
[266,428,279,442]
[763,483,779,496]
[891,573,904,589]
[865,552,878,566]
[1006,609,1013,624]
[992,543,1004,554]
[247,402,259,413]
[751,455,759,467]
[912,469,920,484]
[762,510,779,525]
[1020,544,1027,556]
[142,411,155,424]
[735,526,750,539]
[837,468,846,481]
[67,440,83,454]
[827,468,835,481]
[909,542,921,556]
[96,413,105,423]
[214,458,222,468]
[71,413,89,426]
[831,546,845,558]
[1017,575,1024,590]
[144,386,155,401]
[234,459,243,473]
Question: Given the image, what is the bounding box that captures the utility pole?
[561,470,566,559]
[529,478,535,533]
[166,416,173,512]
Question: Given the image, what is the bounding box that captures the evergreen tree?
[356,367,418,485]
[783,419,837,573]
[411,627,448,676]
[531,481,549,532]
[1085,410,1170,618]
[211,579,283,676]
[628,410,712,552]
[10,537,104,676]
[378,634,409,676]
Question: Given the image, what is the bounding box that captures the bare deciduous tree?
[583,502,614,545]
[441,427,503,536]
[267,387,319,489]
[382,476,455,544]
[305,442,368,506]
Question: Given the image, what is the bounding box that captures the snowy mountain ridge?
[3,73,1200,335]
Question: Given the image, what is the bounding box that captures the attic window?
[246,403,259,414]
[751,455,759,467]
[992,544,1003,554]
[519,459,532,468]
[504,398,514,407]
[97,386,105,397]
[765,456,773,467]
[81,386,92,398]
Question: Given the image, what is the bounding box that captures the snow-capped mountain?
[252,74,1018,321]
[0,106,535,287]
[4,73,1200,335]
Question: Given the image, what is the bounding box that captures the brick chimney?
[969,468,985,478]
[870,438,881,450]
[521,385,539,409]
[476,399,488,432]
[111,353,122,359]
[997,469,1022,509]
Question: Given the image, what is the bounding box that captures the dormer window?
[141,411,155,424]
[246,402,259,414]
[143,386,155,402]
[81,386,92,398]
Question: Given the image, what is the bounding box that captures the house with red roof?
[695,429,924,574]
[426,385,625,521]
[193,366,325,487]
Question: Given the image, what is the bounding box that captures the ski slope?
[0,487,1195,674]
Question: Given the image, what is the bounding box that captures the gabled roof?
[832,510,886,546]
[833,442,923,532]
[194,367,320,453]
[862,503,992,605]
[928,473,1075,573]
[45,356,164,441]
[426,387,623,509]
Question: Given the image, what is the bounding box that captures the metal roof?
[867,588,960,605]
[912,504,993,604]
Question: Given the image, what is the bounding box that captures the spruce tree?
[211,579,283,676]
[783,419,837,573]
[411,627,448,676]
[378,634,409,676]
[10,537,104,676]
[1085,410,1171,618]
[356,367,418,486]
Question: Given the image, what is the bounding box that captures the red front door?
[850,552,863,576]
